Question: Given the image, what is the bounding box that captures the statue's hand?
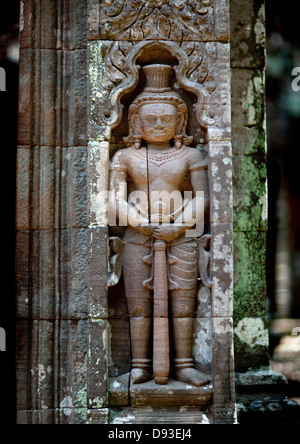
[153,225,182,242]
[135,224,155,236]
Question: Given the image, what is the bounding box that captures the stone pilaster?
[16,0,90,424]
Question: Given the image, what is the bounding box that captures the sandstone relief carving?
[89,39,225,142]
[108,64,212,388]
[100,0,215,41]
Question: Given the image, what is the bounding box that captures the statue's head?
[123,64,193,149]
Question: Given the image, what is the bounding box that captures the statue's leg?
[169,241,211,387]
[123,235,153,384]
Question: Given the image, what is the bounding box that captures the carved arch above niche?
[89,38,230,142]
[90,0,230,42]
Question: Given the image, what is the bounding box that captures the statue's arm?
[108,150,149,228]
[173,149,208,231]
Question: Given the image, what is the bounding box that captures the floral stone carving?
[98,0,229,41]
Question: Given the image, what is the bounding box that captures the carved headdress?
[123,64,193,149]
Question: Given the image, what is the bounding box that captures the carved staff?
[153,238,170,385]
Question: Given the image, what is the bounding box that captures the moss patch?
[233,155,267,232]
[233,231,267,324]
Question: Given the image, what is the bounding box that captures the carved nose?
[154,118,164,128]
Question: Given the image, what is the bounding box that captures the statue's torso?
[110,145,206,222]
[125,145,193,191]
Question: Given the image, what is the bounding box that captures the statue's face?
[138,103,178,144]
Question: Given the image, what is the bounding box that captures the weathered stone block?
[59,0,88,50]
[38,50,59,147]
[33,146,57,229]
[19,0,57,49]
[208,141,233,224]
[87,318,109,409]
[56,320,88,410]
[16,145,88,231]
[210,223,233,317]
[193,318,213,375]
[234,316,270,373]
[16,408,88,425]
[233,155,267,232]
[87,140,110,226]
[30,230,56,319]
[60,50,88,147]
[59,229,89,319]
[26,320,55,411]
[16,409,55,425]
[87,408,109,424]
[55,408,88,424]
[16,320,30,411]
[231,69,266,156]
[18,49,87,148]
[16,147,31,231]
[212,317,235,422]
[88,227,109,319]
[230,0,265,69]
[233,231,267,323]
[15,231,30,319]
[19,0,88,50]
[16,318,89,413]
[16,229,90,320]
[17,49,34,146]
[60,147,88,229]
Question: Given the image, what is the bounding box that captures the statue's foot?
[174,368,211,387]
[131,368,152,385]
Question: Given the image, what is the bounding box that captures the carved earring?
[174,135,182,150]
[133,135,142,150]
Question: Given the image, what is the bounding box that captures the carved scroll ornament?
[100,0,214,41]
[90,40,216,139]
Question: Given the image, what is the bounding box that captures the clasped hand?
[136,224,183,242]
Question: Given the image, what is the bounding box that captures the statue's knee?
[127,298,152,318]
[170,291,196,318]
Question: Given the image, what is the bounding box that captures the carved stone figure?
[109,64,211,387]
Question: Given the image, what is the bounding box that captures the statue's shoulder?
[186,147,208,171]
[110,147,130,172]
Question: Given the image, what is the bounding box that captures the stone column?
[16,0,91,424]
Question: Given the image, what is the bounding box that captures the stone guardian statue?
[109,64,210,387]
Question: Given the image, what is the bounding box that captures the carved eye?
[162,116,174,123]
[144,116,157,125]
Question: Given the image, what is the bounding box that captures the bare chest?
[126,148,190,189]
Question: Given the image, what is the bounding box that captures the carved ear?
[176,111,185,135]
[132,114,141,136]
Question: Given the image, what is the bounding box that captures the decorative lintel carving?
[99,0,216,41]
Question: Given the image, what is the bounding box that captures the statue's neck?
[147,142,172,152]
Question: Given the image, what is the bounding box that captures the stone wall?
[16,0,90,423]
[230,0,269,373]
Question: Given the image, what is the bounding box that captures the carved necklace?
[131,145,189,167]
